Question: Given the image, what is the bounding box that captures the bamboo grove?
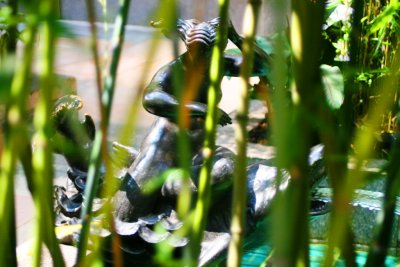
[0,0,400,266]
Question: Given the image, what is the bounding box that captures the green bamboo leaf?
[225,47,241,56]
[324,0,341,21]
[320,64,344,110]
[256,34,290,57]
[255,36,275,55]
[226,34,290,59]
[369,2,400,34]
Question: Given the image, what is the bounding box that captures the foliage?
[321,64,345,110]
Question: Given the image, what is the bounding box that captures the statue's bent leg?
[161,146,236,198]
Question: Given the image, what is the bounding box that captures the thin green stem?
[0,140,17,266]
[85,0,104,114]
[76,0,131,264]
[323,1,364,266]
[85,0,124,265]
[0,7,37,265]
[0,0,21,264]
[31,1,65,266]
[76,132,103,265]
[189,0,230,264]
[226,1,261,266]
[0,1,18,265]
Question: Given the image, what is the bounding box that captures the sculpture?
[52,18,328,265]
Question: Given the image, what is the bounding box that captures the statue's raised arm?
[224,20,272,77]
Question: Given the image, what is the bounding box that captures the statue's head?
[176,18,223,59]
[151,18,226,61]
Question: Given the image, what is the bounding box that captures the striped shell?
[176,18,220,49]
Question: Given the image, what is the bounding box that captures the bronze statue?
[51,18,327,266]
[143,18,270,125]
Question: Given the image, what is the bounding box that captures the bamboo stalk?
[76,1,123,265]
[0,4,39,266]
[365,111,400,265]
[85,0,104,112]
[188,0,230,264]
[31,0,65,266]
[226,1,261,266]
[76,0,131,264]
[323,1,364,266]
[276,0,326,266]
[74,0,119,256]
[107,13,173,266]
[325,49,400,267]
[269,0,293,264]
[6,0,18,53]
[0,1,19,265]
[351,46,400,266]
[115,0,171,145]
[0,128,18,266]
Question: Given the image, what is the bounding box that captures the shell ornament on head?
[176,18,220,50]
[151,17,223,52]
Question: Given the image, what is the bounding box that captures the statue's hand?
[218,108,232,126]
[150,19,163,28]
[150,19,174,38]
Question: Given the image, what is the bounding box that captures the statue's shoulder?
[150,56,186,82]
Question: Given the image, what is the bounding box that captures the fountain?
[50,18,382,266]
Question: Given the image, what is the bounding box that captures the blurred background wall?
[60,0,290,35]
